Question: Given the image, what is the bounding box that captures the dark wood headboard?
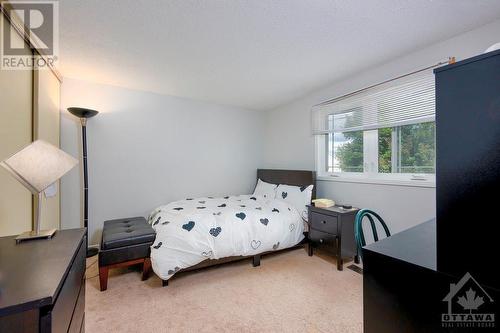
[257,169,316,200]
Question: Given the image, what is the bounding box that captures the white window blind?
[311,70,435,134]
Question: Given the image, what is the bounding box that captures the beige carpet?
[85,247,363,333]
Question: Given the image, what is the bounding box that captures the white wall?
[61,78,263,244]
[262,19,500,234]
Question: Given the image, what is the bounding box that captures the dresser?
[0,229,86,333]
[363,220,499,332]
[307,205,359,270]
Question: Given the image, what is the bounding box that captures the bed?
[147,169,316,285]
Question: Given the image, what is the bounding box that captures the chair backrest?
[354,209,391,260]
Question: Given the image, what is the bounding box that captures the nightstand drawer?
[310,212,338,234]
[309,228,337,245]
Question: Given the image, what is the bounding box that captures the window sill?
[317,175,436,188]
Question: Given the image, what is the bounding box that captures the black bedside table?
[307,205,360,270]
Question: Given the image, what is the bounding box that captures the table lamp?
[0,140,78,242]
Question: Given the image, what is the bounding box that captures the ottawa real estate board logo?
[442,272,495,328]
[1,0,58,70]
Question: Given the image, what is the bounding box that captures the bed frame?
[161,169,316,286]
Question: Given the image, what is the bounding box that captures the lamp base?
[86,247,99,258]
[15,228,57,243]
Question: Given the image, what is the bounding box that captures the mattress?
[148,194,305,280]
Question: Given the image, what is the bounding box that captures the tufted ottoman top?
[101,217,156,250]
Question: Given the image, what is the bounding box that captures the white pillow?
[276,184,314,221]
[253,179,277,199]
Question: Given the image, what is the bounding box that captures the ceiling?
[59,0,500,111]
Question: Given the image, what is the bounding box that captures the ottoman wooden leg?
[142,258,151,281]
[99,266,109,291]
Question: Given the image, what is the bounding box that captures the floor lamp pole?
[68,107,99,258]
[81,120,98,257]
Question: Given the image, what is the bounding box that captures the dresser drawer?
[68,281,85,333]
[50,238,86,333]
[309,228,337,245]
[310,212,338,234]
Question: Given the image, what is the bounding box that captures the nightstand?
[307,205,360,270]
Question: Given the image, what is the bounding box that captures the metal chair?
[354,209,391,261]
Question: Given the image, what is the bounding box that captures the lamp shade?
[67,107,99,119]
[0,140,78,194]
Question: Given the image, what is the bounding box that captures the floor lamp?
[68,107,99,258]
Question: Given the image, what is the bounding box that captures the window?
[327,131,364,173]
[313,71,436,186]
[378,123,435,174]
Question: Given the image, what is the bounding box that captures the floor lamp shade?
[67,107,99,258]
[68,107,98,122]
[0,140,78,241]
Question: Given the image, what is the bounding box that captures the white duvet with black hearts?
[148,194,305,280]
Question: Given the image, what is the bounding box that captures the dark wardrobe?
[435,49,500,290]
[363,49,500,332]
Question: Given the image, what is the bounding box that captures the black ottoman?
[98,217,156,291]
